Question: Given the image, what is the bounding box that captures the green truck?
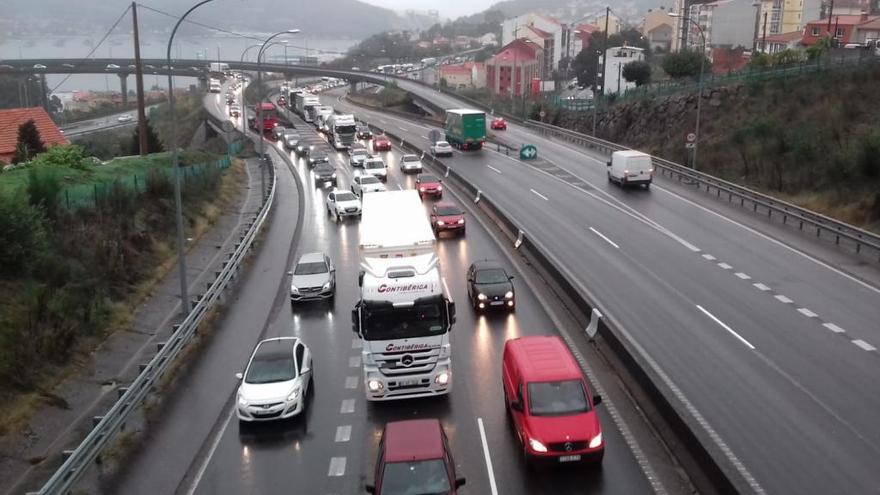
[444,109,486,150]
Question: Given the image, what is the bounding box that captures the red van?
[502,336,604,464]
[367,419,466,494]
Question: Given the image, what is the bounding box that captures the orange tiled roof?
[0,107,69,160]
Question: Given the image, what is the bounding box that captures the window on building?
[836,27,845,37]
[811,27,820,36]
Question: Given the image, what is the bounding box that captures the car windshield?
[352,150,368,157]
[335,192,357,202]
[528,380,590,416]
[475,268,508,284]
[403,155,419,162]
[419,175,439,183]
[435,205,461,216]
[363,300,447,341]
[360,176,380,185]
[381,459,451,495]
[245,354,296,384]
[294,261,327,275]
[365,161,384,169]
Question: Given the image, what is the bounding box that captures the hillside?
[552,65,880,232]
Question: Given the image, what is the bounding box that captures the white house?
[604,46,645,95]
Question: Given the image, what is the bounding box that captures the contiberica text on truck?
[352,191,456,401]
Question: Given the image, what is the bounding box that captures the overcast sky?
[361,0,497,18]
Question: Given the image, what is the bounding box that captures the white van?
[607,150,653,188]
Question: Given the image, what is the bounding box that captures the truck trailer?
[352,190,455,401]
[444,109,486,150]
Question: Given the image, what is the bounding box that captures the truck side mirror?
[365,483,376,494]
[511,399,524,412]
[351,309,359,332]
[606,161,612,167]
[448,300,456,325]
[358,270,364,287]
[455,477,466,488]
[593,393,602,406]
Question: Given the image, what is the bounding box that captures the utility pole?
[762,12,768,53]
[826,0,835,35]
[591,6,610,136]
[132,1,148,155]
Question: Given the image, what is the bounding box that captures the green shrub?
[30,144,90,170]
[26,167,63,220]
[0,193,49,278]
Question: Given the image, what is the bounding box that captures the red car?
[416,173,443,199]
[366,419,466,495]
[372,134,392,152]
[502,336,604,465]
[490,117,507,130]
[431,202,465,236]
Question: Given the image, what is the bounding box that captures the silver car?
[400,154,423,173]
[288,252,335,303]
[431,140,454,157]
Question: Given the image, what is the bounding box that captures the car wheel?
[644,182,651,190]
[460,227,466,236]
[335,212,341,222]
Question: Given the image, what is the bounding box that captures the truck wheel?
[644,182,651,190]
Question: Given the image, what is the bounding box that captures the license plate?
[558,455,581,463]
[490,301,504,306]
[400,379,420,387]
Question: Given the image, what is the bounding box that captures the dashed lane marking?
[349,356,360,368]
[734,272,751,280]
[797,308,818,318]
[477,418,499,495]
[774,295,793,304]
[327,457,346,477]
[530,188,549,201]
[589,227,620,249]
[753,283,771,291]
[345,376,358,389]
[487,165,502,174]
[335,425,352,443]
[702,254,717,261]
[340,399,355,414]
[852,340,876,351]
[823,322,846,334]
[352,338,362,349]
[697,304,756,350]
[717,262,733,270]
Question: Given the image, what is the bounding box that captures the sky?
[360,0,498,19]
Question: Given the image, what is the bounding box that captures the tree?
[13,119,46,164]
[572,28,652,90]
[662,50,711,79]
[0,75,41,110]
[622,61,651,86]
[131,121,164,155]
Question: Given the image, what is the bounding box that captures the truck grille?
[377,348,438,376]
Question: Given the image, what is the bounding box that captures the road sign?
[428,129,442,144]
[520,144,538,160]
[222,121,234,133]
[539,110,546,118]
[686,132,696,143]
[685,143,696,149]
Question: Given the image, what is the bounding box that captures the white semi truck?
[328,113,357,150]
[314,106,335,133]
[352,190,455,401]
[294,93,320,122]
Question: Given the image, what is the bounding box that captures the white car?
[117,114,133,123]
[349,148,369,168]
[325,188,362,221]
[236,337,312,422]
[362,156,387,182]
[400,154,423,173]
[431,140,453,157]
[351,173,387,198]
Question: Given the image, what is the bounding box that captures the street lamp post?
[256,30,300,201]
[670,13,706,170]
[166,0,216,315]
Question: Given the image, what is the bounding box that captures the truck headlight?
[589,432,603,449]
[367,379,384,391]
[528,438,548,453]
[435,370,450,385]
[477,293,487,301]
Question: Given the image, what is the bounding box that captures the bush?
[0,193,49,278]
[26,167,63,220]
[30,144,91,170]
[662,50,711,79]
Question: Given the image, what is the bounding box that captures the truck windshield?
[362,298,447,341]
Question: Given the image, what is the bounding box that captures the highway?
[329,89,880,494]
[102,82,664,495]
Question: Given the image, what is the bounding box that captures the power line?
[136,3,346,55]
[51,4,133,93]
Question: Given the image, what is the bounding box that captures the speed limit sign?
[686,132,697,143]
[539,110,546,118]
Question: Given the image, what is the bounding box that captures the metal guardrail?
[523,119,880,262]
[33,119,276,495]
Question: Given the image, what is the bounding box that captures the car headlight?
[290,285,300,294]
[437,185,443,191]
[419,187,426,192]
[238,394,248,407]
[457,219,465,224]
[505,291,514,299]
[331,173,337,178]
[437,220,445,226]
[589,432,603,449]
[287,388,301,402]
[528,438,548,453]
[477,293,487,301]
[322,281,331,290]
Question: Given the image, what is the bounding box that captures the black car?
[466,261,515,311]
[356,124,372,139]
[294,143,312,157]
[313,162,338,187]
[308,152,329,167]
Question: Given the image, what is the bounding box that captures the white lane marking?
[717,262,733,270]
[185,408,234,495]
[774,295,793,304]
[349,356,361,368]
[477,418,499,495]
[530,188,549,201]
[422,135,430,140]
[345,376,359,389]
[797,308,818,318]
[852,339,876,351]
[335,425,352,443]
[823,322,846,334]
[753,283,771,291]
[696,305,756,350]
[340,399,355,414]
[328,457,347,476]
[589,227,620,249]
[397,184,404,190]
[487,165,502,174]
[702,254,717,261]
[352,338,362,349]
[397,126,408,132]
[734,272,752,280]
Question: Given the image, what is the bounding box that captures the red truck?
[247,102,279,135]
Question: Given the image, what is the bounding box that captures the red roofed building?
[802,13,880,45]
[0,107,69,164]
[486,38,544,97]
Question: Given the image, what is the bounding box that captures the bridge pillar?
[118,73,129,105]
[350,81,358,94]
